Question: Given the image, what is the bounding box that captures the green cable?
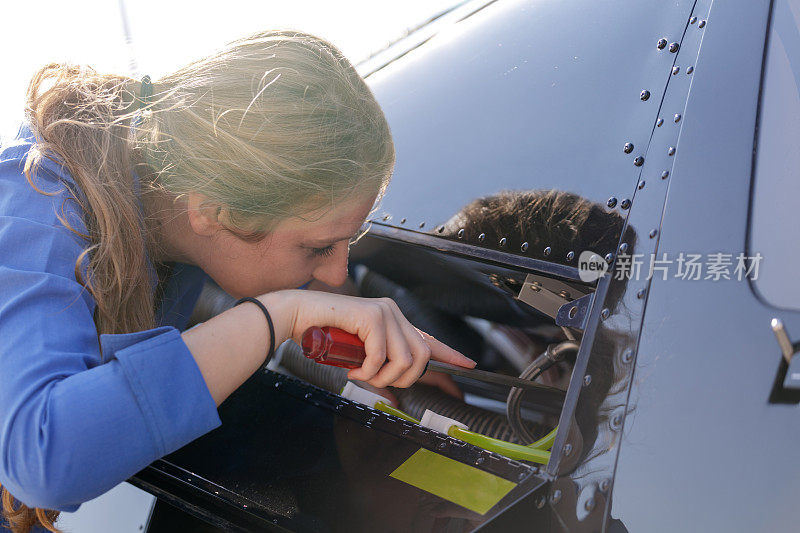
[374,402,552,464]
[448,426,550,464]
[527,426,558,450]
[375,402,421,423]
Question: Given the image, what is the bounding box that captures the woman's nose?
[312,245,349,287]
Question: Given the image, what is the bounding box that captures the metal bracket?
[516,273,592,322]
[555,292,595,330]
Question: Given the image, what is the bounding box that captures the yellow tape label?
[389,448,517,515]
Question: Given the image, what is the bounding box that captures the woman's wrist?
[257,290,299,347]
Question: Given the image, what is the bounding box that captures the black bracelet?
[233,297,276,367]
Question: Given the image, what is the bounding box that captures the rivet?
[649,229,658,238]
[419,222,426,229]
[620,198,631,210]
[619,242,628,254]
[566,251,575,261]
[640,90,650,101]
[521,241,529,252]
[382,215,391,221]
[690,16,697,24]
[636,288,645,299]
[623,142,634,154]
[638,180,646,190]
[601,308,611,320]
[563,443,573,456]
[656,117,664,127]
[437,226,444,233]
[304,392,312,399]
[585,498,596,512]
[529,281,542,292]
[544,246,552,256]
[499,237,507,247]
[558,290,571,299]
[622,348,634,363]
[583,375,592,387]
[551,489,562,504]
[686,65,694,74]
[457,228,465,239]
[475,456,485,465]
[438,442,447,449]
[661,170,670,179]
[668,146,676,156]
[400,218,407,224]
[604,252,614,264]
[657,38,667,49]
[610,413,623,430]
[599,478,611,493]
[699,20,706,28]
[672,66,680,75]
[607,196,618,208]
[633,156,644,167]
[536,494,547,509]
[478,233,486,242]
[674,113,682,123]
[274,382,281,388]
[669,42,679,53]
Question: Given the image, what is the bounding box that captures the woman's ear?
[186,192,224,237]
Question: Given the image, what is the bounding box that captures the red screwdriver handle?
[301,326,368,369]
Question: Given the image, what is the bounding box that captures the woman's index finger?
[416,329,477,368]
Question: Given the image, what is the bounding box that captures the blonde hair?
[1,30,394,532]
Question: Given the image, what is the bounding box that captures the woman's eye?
[310,245,336,257]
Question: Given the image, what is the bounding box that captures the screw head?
[607,196,618,208]
[563,443,573,456]
[661,170,670,180]
[669,42,680,53]
[622,348,634,363]
[536,494,547,509]
[690,16,698,24]
[637,288,646,299]
[640,90,650,101]
[499,237,507,247]
[583,374,592,387]
[699,20,706,28]
[600,478,612,493]
[620,198,631,210]
[544,246,552,256]
[457,228,465,239]
[478,233,486,242]
[400,218,407,224]
[633,156,644,167]
[686,65,694,74]
[521,241,529,252]
[638,180,646,190]
[551,489,562,504]
[601,308,611,320]
[649,229,658,238]
[674,113,682,123]
[619,242,628,254]
[623,142,634,154]
[657,38,667,49]
[604,253,614,264]
[475,456,485,465]
[566,251,575,261]
[610,413,623,430]
[585,497,596,512]
[672,66,680,75]
[419,222,426,228]
[382,214,391,221]
[668,146,676,156]
[656,117,664,127]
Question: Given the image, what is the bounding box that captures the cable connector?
[341,381,387,408]
[420,409,469,435]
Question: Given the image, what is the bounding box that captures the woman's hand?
[259,289,476,389]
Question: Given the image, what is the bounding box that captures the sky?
[0,0,462,140]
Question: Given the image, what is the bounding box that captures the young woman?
[0,30,475,532]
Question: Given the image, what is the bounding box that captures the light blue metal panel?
[366,0,696,262]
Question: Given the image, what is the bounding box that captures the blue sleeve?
[0,155,221,511]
